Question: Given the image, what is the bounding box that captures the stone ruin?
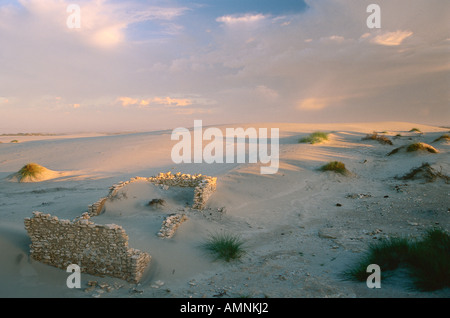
[24,172,217,283]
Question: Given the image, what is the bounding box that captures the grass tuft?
[409,128,422,133]
[319,161,349,175]
[299,132,329,144]
[201,232,246,262]
[406,142,439,153]
[343,228,450,291]
[388,142,439,156]
[433,134,450,143]
[398,162,449,183]
[17,163,46,182]
[362,132,393,145]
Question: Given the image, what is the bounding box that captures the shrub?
[201,232,246,262]
[410,128,422,133]
[299,132,329,144]
[343,228,450,291]
[10,140,19,143]
[17,163,46,182]
[319,161,348,175]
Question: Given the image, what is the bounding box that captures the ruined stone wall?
[105,172,217,211]
[24,212,150,283]
[23,172,216,283]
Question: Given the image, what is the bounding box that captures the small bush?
[343,228,450,291]
[17,163,46,182]
[410,128,422,133]
[201,232,246,262]
[319,161,348,175]
[299,132,329,144]
[10,140,19,143]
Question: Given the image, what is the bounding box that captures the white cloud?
[216,14,267,25]
[370,30,414,46]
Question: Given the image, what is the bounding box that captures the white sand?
[0,122,449,298]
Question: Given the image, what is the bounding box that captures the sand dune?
[0,122,449,298]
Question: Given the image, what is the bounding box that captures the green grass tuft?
[319,161,348,174]
[343,228,450,291]
[17,163,46,182]
[299,132,329,144]
[201,232,246,262]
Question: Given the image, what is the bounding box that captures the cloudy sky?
[0,0,449,133]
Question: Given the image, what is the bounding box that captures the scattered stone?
[157,214,188,239]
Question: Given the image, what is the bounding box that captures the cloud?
[370,30,414,46]
[118,97,139,107]
[297,98,330,111]
[216,13,267,25]
[117,96,192,108]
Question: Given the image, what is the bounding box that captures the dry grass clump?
[433,134,450,143]
[319,161,349,175]
[397,163,449,183]
[299,132,329,144]
[406,142,439,153]
[388,142,439,156]
[148,198,166,208]
[409,128,423,133]
[362,132,393,145]
[17,163,46,182]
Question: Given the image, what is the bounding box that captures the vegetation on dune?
[343,228,450,291]
[319,161,349,175]
[409,128,422,133]
[362,132,393,145]
[299,132,329,144]
[201,232,246,262]
[17,163,46,182]
[433,134,450,143]
[388,142,439,156]
[406,142,439,153]
[10,140,19,143]
[397,162,449,183]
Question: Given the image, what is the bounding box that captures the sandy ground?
[0,122,449,298]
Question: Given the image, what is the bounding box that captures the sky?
[0,0,449,133]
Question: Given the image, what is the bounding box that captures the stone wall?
[105,172,217,212]
[24,212,150,283]
[23,172,217,283]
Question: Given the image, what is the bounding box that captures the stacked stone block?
[24,212,150,283]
